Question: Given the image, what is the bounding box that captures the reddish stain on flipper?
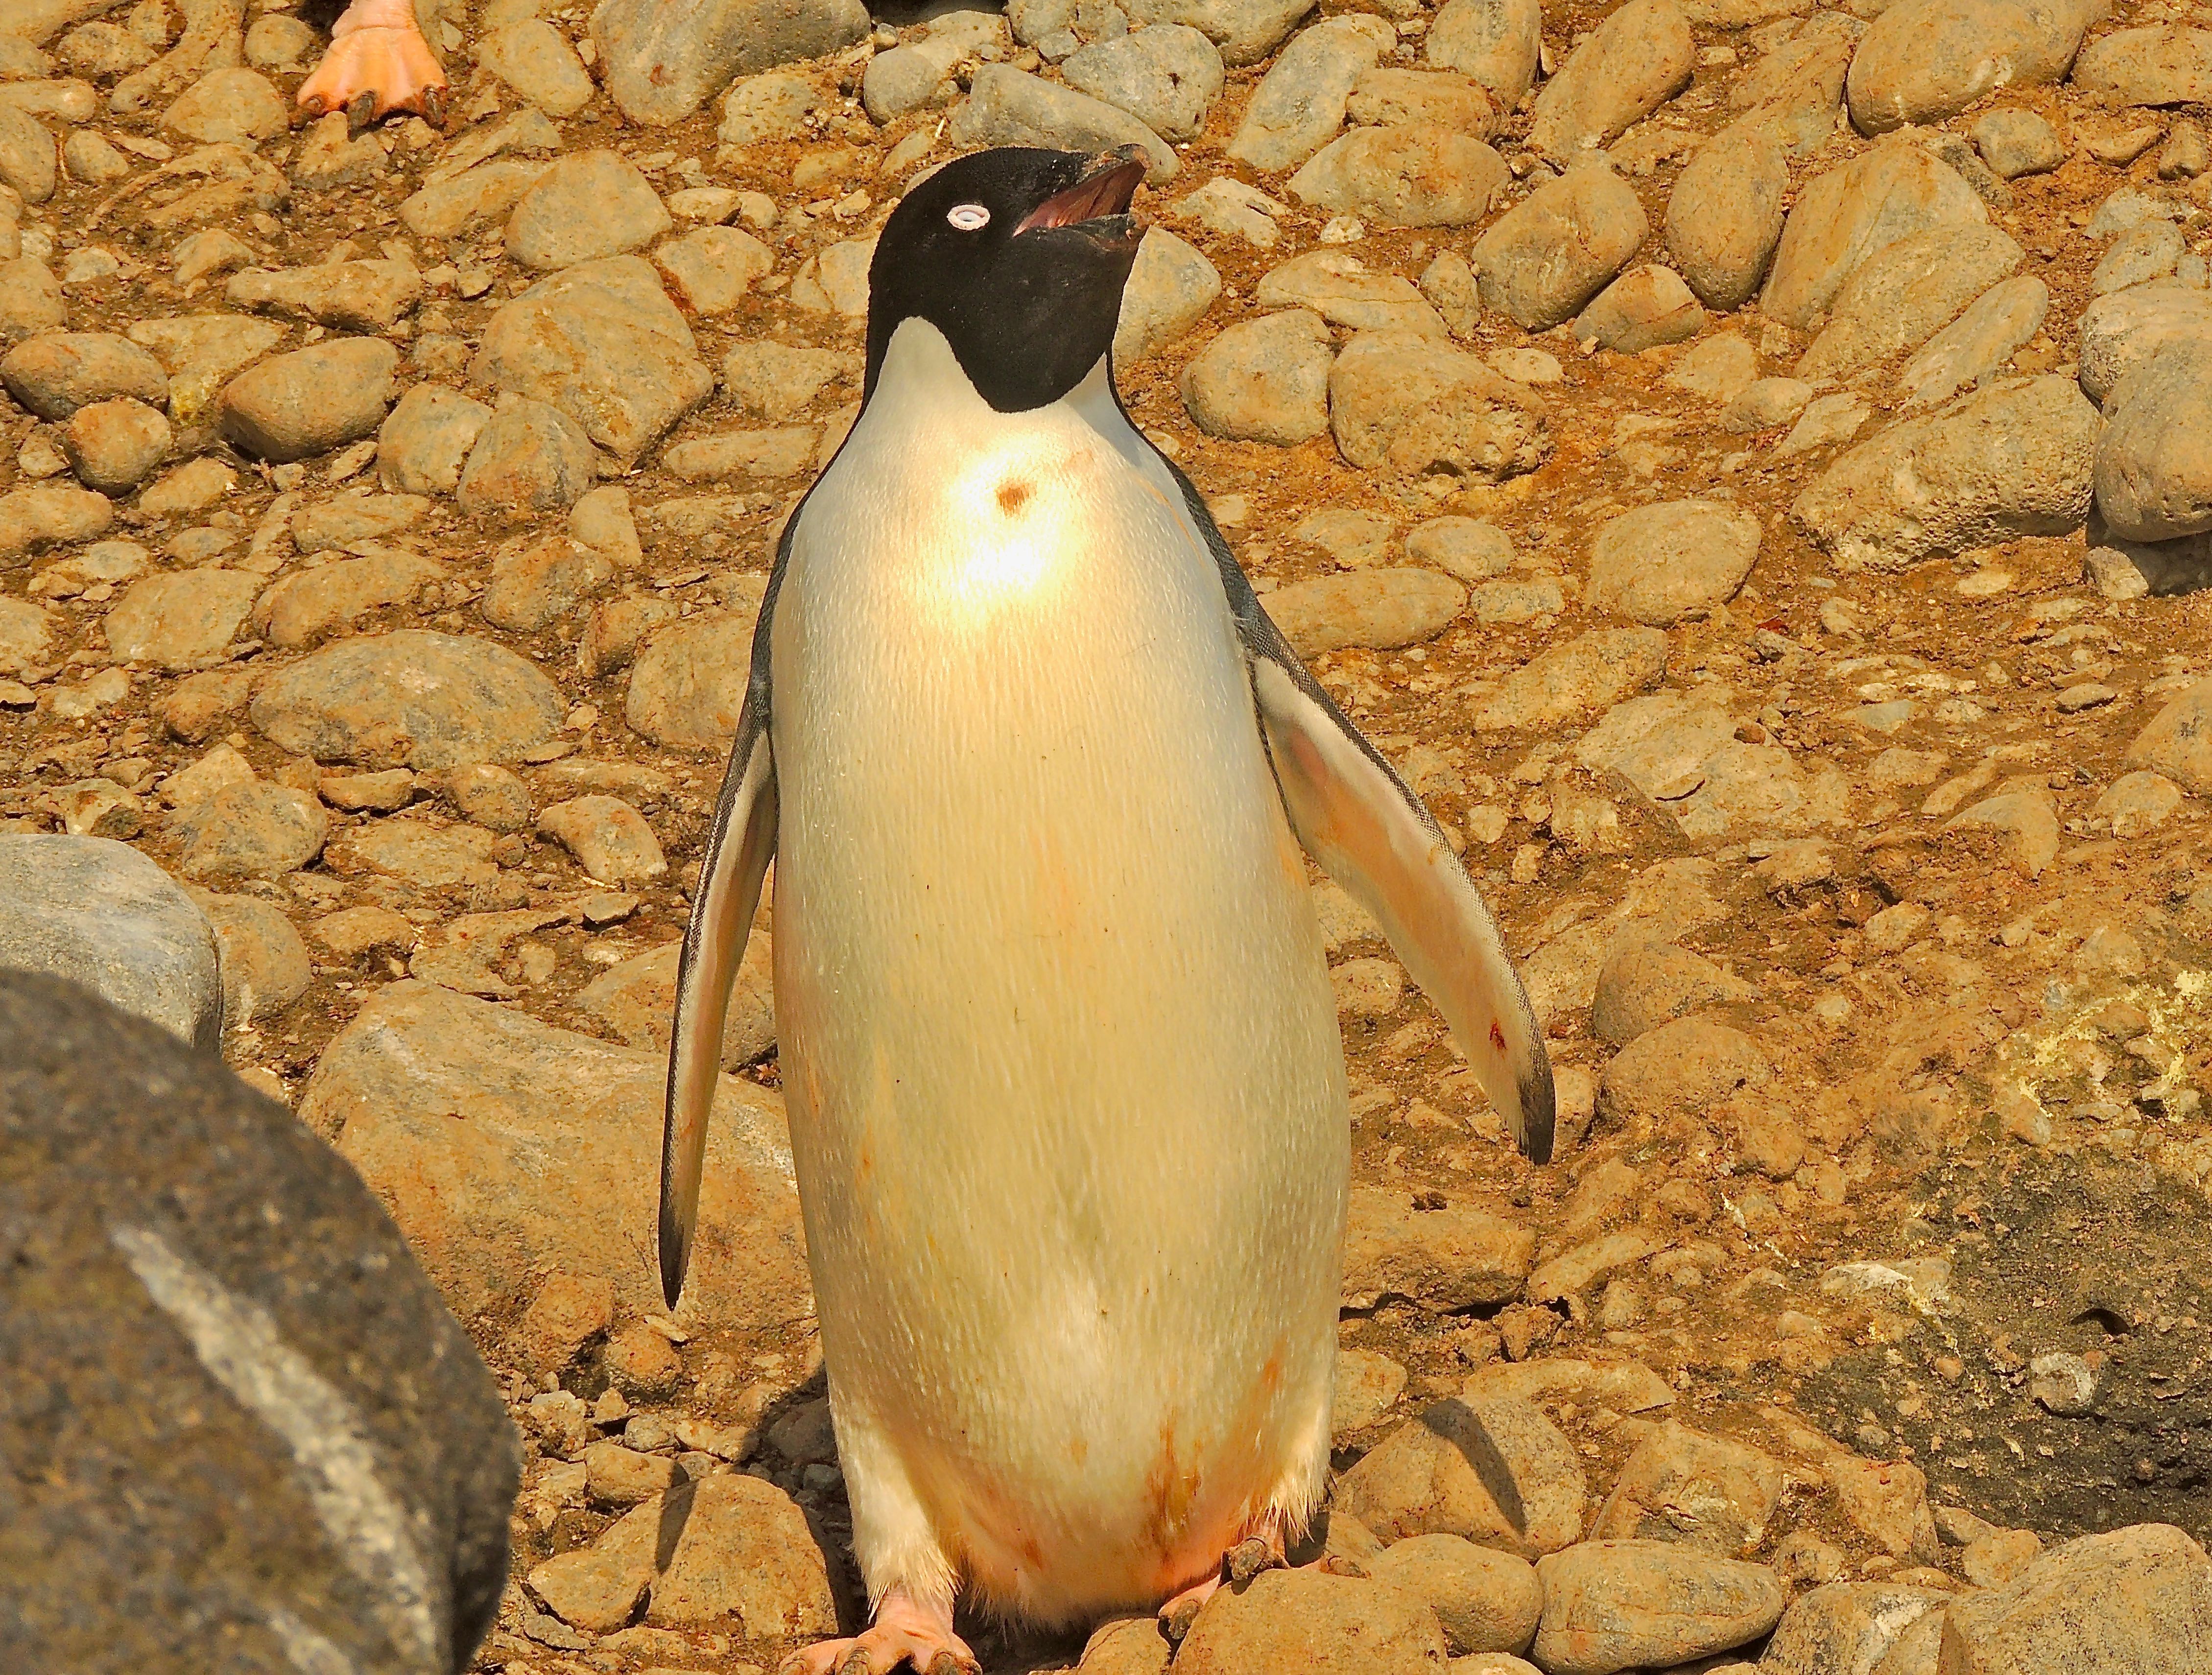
[1490,1020,1507,1053]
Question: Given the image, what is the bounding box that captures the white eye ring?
[947,203,990,231]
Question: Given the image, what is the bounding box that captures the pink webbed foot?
[780,1585,980,1675]
[1157,1572,1221,1643]
[296,0,448,129]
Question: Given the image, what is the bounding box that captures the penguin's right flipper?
[659,626,781,1308]
[1154,458,1555,1164]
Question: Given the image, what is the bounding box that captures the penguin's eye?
[947,203,990,232]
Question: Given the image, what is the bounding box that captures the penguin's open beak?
[1014,149,1147,243]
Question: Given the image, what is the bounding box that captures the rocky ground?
[4,0,2212,1669]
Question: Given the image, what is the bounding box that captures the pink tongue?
[1016,157,1145,233]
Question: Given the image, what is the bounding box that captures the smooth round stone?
[63,398,170,494]
[455,398,597,522]
[505,149,672,273]
[1424,0,1542,103]
[1407,515,1514,581]
[1972,107,2066,179]
[1366,1534,1543,1656]
[1,331,167,420]
[1471,165,1647,330]
[1176,1568,1448,1675]
[1666,126,1788,309]
[1573,264,1706,353]
[0,835,221,1047]
[1527,0,1694,157]
[1846,0,2096,135]
[1180,309,1334,445]
[160,67,287,143]
[218,339,399,463]
[1264,568,1468,655]
[250,630,566,770]
[1587,500,1759,627]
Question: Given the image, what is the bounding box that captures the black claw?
[423,83,449,129]
[345,89,377,137]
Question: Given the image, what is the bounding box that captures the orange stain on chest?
[1143,1416,1200,1556]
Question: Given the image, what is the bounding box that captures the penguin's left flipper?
[1159,465,1555,1164]
[1250,650,1554,1164]
[659,592,782,1308]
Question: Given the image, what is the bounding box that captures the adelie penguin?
[660,145,1555,1675]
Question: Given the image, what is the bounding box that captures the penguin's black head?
[865,146,1148,414]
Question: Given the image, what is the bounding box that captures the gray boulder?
[218,339,399,464]
[1121,0,1316,67]
[1114,227,1222,364]
[1665,125,1789,309]
[949,65,1178,180]
[1726,12,1858,157]
[591,0,868,125]
[1227,17,1389,173]
[1470,164,1646,330]
[862,42,964,122]
[1532,1541,1784,1674]
[1761,136,1987,330]
[505,149,671,273]
[1845,0,2099,135]
[1288,122,1508,227]
[0,835,220,1050]
[1573,265,1705,353]
[1972,107,2065,178]
[2070,25,2212,108]
[2096,339,2212,543]
[2091,220,2185,297]
[471,256,714,468]
[0,968,519,1673]
[1795,222,2025,382]
[1327,330,1550,480]
[1941,1525,2212,1675]
[1425,0,1541,103]
[1063,24,1224,143]
[1528,0,1695,158]
[1180,309,1334,444]
[2075,282,2212,406]
[1791,375,2098,568]
[302,982,810,1345]
[1897,274,2049,408]
[1175,1567,1449,1672]
[1762,1582,1950,1675]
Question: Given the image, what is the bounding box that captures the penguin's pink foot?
[1157,1572,1221,1643]
[295,0,447,129]
[779,1586,979,1675]
[1161,1511,1328,1641]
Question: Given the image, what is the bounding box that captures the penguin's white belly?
[769,327,1349,1623]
